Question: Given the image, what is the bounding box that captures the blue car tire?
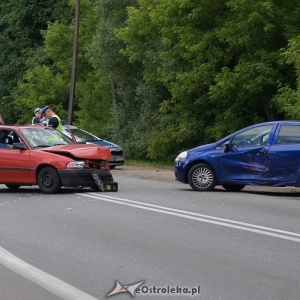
[188,163,217,191]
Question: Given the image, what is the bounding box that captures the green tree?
[0,0,71,123]
[13,19,73,124]
[13,0,113,136]
[6,0,300,163]
[208,0,299,136]
[88,0,169,159]
[273,36,300,118]
[118,0,300,161]
[118,0,229,160]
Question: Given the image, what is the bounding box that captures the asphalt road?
[0,172,300,299]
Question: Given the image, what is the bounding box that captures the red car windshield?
[20,127,74,148]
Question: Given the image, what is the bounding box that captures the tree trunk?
[109,75,120,133]
[261,96,277,121]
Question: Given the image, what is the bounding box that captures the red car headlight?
[67,161,86,169]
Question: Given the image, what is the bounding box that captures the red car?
[0,125,118,193]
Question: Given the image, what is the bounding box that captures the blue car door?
[268,123,300,185]
[219,124,274,182]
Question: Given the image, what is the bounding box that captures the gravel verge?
[111,165,175,182]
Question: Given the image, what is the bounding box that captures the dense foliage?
[0,0,72,122]
[1,0,300,162]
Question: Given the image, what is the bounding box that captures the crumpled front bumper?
[58,169,118,192]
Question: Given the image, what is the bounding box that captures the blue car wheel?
[188,163,217,191]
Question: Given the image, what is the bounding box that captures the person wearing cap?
[41,105,63,132]
[32,108,46,125]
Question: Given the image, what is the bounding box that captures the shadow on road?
[176,186,300,199]
[241,189,300,198]
[0,186,99,195]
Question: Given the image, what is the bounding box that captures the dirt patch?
[111,165,175,182]
[111,165,300,196]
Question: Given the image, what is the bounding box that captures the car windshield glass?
[20,128,74,148]
[69,128,102,141]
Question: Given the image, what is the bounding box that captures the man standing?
[41,105,63,132]
[32,108,45,125]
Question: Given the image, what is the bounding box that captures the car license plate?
[114,156,123,161]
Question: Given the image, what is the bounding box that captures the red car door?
[0,147,34,184]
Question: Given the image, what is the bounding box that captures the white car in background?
[62,125,124,169]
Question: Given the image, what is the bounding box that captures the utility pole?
[67,0,80,125]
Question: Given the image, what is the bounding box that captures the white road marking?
[1,192,298,298]
[80,193,300,243]
[0,246,98,300]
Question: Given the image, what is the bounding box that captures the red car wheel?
[38,167,62,194]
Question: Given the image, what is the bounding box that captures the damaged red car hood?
[41,144,111,160]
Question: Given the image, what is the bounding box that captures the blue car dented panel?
[174,121,300,191]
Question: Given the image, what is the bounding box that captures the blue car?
[62,125,124,169]
[174,121,300,191]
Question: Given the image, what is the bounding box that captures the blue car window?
[70,128,100,141]
[231,125,273,147]
[216,139,230,149]
[276,125,300,144]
